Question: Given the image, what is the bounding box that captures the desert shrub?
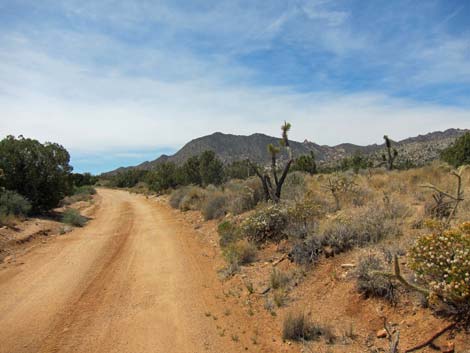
[241,204,288,243]
[290,235,323,265]
[244,177,265,205]
[169,188,187,209]
[202,193,227,220]
[0,189,31,217]
[321,202,403,255]
[62,208,87,227]
[409,222,470,303]
[74,185,96,195]
[270,269,291,289]
[224,180,257,215]
[282,312,324,341]
[350,185,373,207]
[218,220,239,248]
[178,186,206,211]
[223,240,257,266]
[356,254,397,304]
[285,199,320,240]
[281,171,307,201]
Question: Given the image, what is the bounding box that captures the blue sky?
[1,0,469,174]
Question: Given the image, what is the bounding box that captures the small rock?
[442,341,454,353]
[376,329,387,339]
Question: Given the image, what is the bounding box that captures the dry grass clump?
[321,200,407,255]
[169,186,206,211]
[224,179,260,215]
[270,268,291,289]
[281,171,307,202]
[282,312,335,343]
[223,239,257,266]
[202,192,227,220]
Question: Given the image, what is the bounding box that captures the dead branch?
[404,322,456,353]
[383,317,400,353]
[373,255,430,297]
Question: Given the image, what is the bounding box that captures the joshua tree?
[248,122,293,203]
[381,135,398,170]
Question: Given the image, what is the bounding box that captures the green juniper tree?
[441,132,470,167]
[0,135,73,213]
[293,151,317,175]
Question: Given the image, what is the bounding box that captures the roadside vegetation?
[142,124,469,350]
[0,135,96,227]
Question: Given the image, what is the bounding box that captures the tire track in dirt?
[0,189,274,353]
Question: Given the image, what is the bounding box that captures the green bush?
[409,222,470,302]
[441,132,470,167]
[241,204,288,243]
[62,208,87,227]
[0,189,31,217]
[218,220,239,248]
[0,135,72,213]
[202,193,227,220]
[199,150,224,186]
[74,185,96,195]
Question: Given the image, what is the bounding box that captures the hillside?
[104,128,468,175]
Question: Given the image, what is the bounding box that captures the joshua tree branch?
[373,255,430,297]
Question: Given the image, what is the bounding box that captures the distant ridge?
[103,128,468,176]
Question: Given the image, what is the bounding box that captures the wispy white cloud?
[1,0,470,174]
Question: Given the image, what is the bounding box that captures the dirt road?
[0,189,265,353]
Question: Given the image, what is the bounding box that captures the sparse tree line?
[0,135,96,223]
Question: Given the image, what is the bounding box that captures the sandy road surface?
[0,189,264,353]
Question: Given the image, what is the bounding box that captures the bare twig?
[373,255,430,297]
[404,322,456,353]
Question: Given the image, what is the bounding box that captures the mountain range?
[104,128,468,175]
